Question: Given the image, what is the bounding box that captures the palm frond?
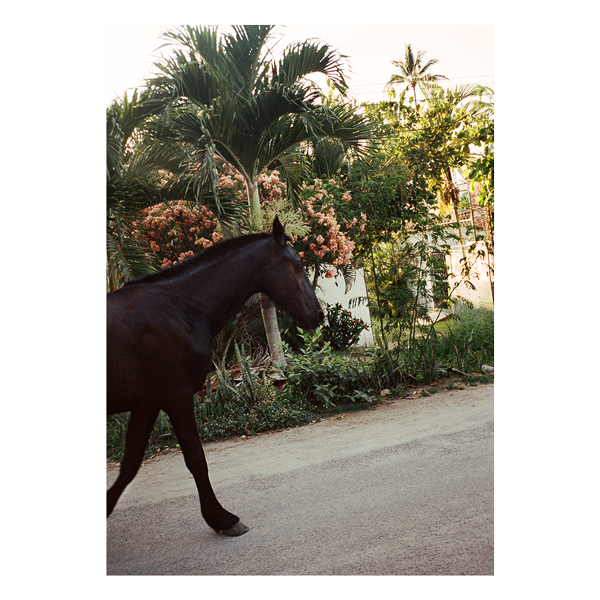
[273,40,349,94]
[308,103,376,156]
[225,25,275,95]
[310,137,348,178]
[163,25,222,57]
[272,147,309,206]
[106,231,157,290]
[341,264,357,294]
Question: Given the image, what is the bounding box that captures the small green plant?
[463,373,494,386]
[320,303,369,350]
[313,383,340,407]
[410,329,446,384]
[107,413,129,460]
[278,328,380,408]
[106,410,179,461]
[445,326,474,373]
[351,390,378,402]
[365,346,405,391]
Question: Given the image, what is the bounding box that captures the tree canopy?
[144,25,375,232]
[106,26,494,356]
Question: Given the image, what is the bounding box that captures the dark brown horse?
[107,217,324,535]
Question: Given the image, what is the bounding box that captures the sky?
[106,24,494,106]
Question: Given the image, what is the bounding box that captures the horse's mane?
[123,231,273,287]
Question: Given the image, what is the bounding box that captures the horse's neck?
[180,240,267,335]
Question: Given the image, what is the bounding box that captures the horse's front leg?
[165,396,249,536]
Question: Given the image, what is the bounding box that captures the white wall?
[314,268,374,347]
[447,242,494,308]
[311,239,492,349]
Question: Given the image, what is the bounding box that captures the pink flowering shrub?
[132,200,221,268]
[133,160,364,280]
[216,162,364,281]
[294,178,367,279]
[218,160,286,207]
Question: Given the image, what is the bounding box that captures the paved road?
[107,383,493,575]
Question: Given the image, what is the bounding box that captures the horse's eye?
[294,262,304,273]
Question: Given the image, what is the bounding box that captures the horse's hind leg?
[165,399,249,536]
[107,407,159,517]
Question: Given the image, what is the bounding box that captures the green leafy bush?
[107,310,493,462]
[278,328,380,407]
[195,343,315,440]
[106,410,180,461]
[194,394,315,442]
[107,413,129,461]
[320,303,369,350]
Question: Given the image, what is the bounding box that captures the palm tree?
[107,88,245,290]
[386,44,448,107]
[145,25,375,363]
[107,89,166,290]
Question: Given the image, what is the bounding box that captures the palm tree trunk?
[259,293,286,365]
[247,183,263,232]
[248,178,286,365]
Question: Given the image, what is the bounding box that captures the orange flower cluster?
[301,198,354,276]
[295,179,365,279]
[133,160,363,278]
[132,200,220,268]
[216,166,363,279]
[217,161,285,206]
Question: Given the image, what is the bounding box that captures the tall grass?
[437,306,494,372]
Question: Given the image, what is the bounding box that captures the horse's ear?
[272,216,286,246]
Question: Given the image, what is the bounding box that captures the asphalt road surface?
[107,383,493,575]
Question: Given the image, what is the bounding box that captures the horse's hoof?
[219,521,249,537]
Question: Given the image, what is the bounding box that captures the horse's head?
[260,217,324,330]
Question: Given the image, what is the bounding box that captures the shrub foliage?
[320,303,369,350]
